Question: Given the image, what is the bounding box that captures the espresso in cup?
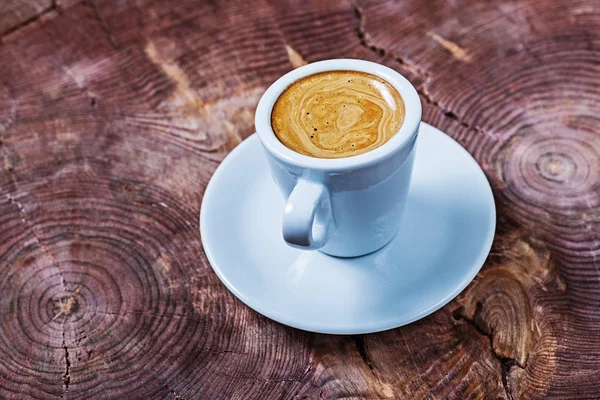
[271,71,405,159]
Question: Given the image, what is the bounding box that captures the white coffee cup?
[255,59,421,257]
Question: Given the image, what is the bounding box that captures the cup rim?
[255,59,422,171]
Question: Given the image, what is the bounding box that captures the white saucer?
[200,123,495,334]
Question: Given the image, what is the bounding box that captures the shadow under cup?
[255,59,422,257]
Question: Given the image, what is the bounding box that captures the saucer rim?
[200,122,496,334]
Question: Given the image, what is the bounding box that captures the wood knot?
[454,228,565,399]
[456,268,533,367]
[52,285,83,321]
[498,128,599,217]
[456,232,561,369]
[535,152,576,183]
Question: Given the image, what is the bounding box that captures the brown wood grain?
[0,0,51,35]
[0,0,598,398]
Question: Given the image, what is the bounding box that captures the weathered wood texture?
[0,0,598,398]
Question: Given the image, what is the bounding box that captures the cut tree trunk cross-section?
[0,0,599,399]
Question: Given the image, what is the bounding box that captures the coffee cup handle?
[282,178,333,250]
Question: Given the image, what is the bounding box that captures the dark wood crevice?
[499,357,517,400]
[81,0,120,51]
[351,335,375,374]
[0,1,57,39]
[351,3,428,78]
[453,308,523,400]
[416,84,491,137]
[351,335,397,398]
[62,329,71,395]
[352,1,493,138]
[164,384,188,400]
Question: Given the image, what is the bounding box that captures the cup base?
[318,232,397,258]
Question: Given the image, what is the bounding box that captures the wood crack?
[4,154,71,400]
[351,335,375,375]
[164,384,187,400]
[289,357,315,398]
[351,335,395,397]
[318,387,325,399]
[352,3,428,78]
[351,2,495,138]
[500,357,517,400]
[417,85,493,137]
[453,310,523,400]
[61,329,71,396]
[6,194,63,276]
[82,0,120,51]
[0,0,57,39]
[2,90,67,294]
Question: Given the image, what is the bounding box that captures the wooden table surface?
[1,0,599,399]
